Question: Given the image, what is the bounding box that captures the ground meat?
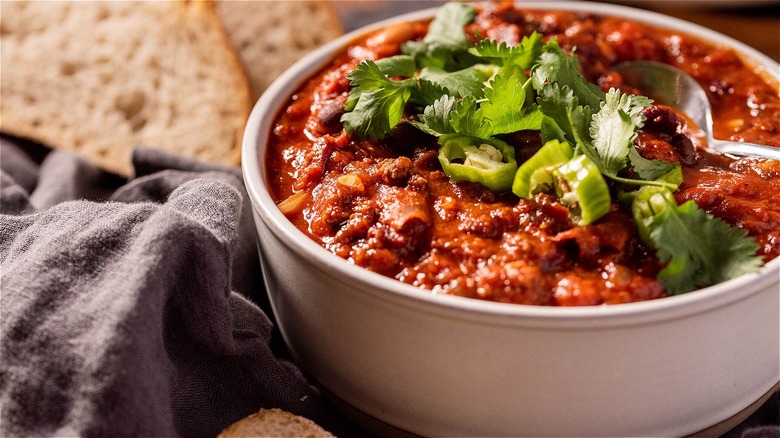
[374,157,414,186]
[552,210,636,266]
[347,185,430,275]
[376,185,430,233]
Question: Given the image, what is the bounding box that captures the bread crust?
[218,408,335,437]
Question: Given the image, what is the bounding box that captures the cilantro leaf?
[341,61,413,140]
[409,78,450,108]
[536,82,601,168]
[568,104,602,171]
[590,89,652,175]
[531,40,604,111]
[373,55,417,77]
[469,32,543,70]
[450,96,492,138]
[418,65,490,98]
[341,87,412,140]
[538,83,675,190]
[632,187,762,294]
[621,93,652,126]
[403,41,480,71]
[344,60,412,111]
[513,32,544,69]
[511,104,545,132]
[535,82,579,144]
[540,115,568,144]
[402,2,478,71]
[423,1,475,46]
[409,95,458,137]
[411,71,544,138]
[628,147,682,184]
[410,94,492,138]
[402,41,447,70]
[468,39,514,62]
[480,72,528,135]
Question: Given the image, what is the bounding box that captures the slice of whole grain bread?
[0,0,252,176]
[215,0,343,101]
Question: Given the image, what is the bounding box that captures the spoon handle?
[709,139,780,161]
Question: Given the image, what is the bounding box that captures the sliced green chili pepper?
[511,139,574,199]
[553,154,611,225]
[630,185,676,243]
[438,134,517,192]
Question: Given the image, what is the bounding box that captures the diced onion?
[277,190,310,215]
[337,173,365,192]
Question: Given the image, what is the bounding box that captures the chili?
[265,2,780,306]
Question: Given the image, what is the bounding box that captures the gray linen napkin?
[0,138,356,437]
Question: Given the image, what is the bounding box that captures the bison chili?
[265,2,779,306]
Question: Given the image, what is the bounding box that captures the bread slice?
[218,408,335,438]
[0,0,252,176]
[215,0,343,101]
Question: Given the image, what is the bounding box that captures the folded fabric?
[0,138,358,437]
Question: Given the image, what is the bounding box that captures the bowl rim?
[242,1,780,327]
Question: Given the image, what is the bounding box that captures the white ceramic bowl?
[242,2,780,436]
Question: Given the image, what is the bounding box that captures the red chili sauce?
[265,3,780,306]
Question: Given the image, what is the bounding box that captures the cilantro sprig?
[341,61,413,140]
[468,33,543,70]
[408,70,543,138]
[341,2,543,141]
[528,41,761,292]
[632,187,762,294]
[338,1,763,294]
[402,1,478,71]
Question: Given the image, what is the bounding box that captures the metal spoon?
[614,60,780,161]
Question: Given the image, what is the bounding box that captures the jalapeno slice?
[630,185,676,243]
[553,154,611,225]
[438,134,518,192]
[511,139,574,199]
